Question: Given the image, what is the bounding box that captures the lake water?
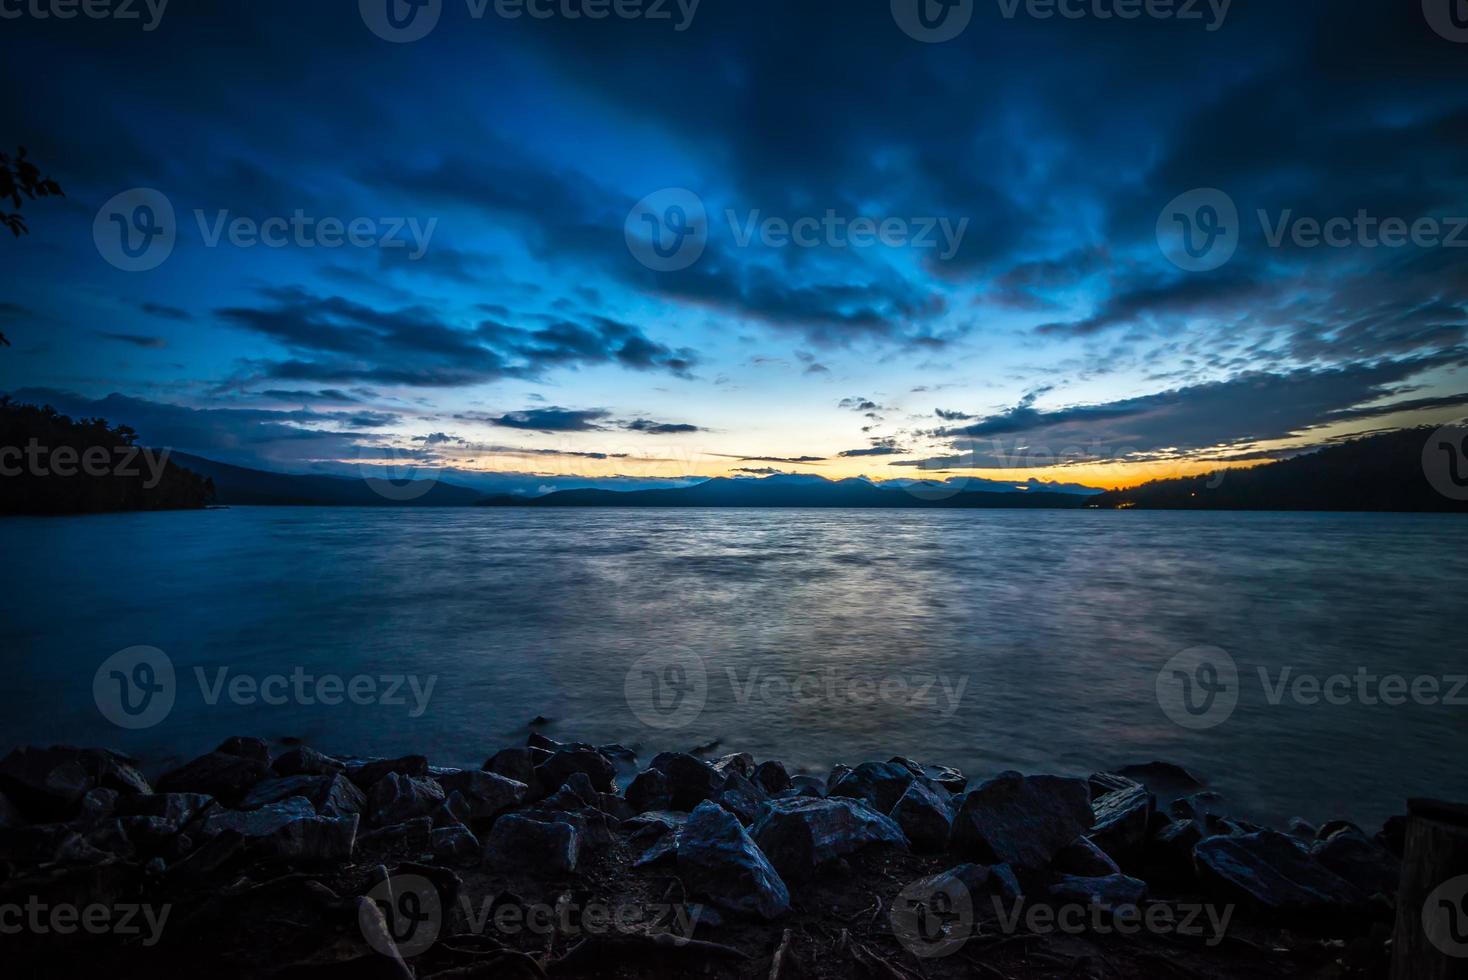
[3,506,1466,830]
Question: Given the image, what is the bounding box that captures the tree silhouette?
[1,145,64,347]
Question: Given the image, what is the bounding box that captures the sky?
[2,0,1467,494]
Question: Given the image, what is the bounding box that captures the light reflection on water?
[3,505,1465,828]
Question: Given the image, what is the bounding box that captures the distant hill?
[1090,427,1468,512]
[171,453,484,507]
[480,475,1093,509]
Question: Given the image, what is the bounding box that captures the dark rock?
[1114,762,1204,796]
[484,747,538,787]
[716,772,766,825]
[648,753,724,811]
[55,830,113,864]
[1316,819,1363,842]
[1090,783,1153,864]
[435,790,472,828]
[826,764,853,788]
[789,775,826,797]
[157,752,272,807]
[750,797,907,881]
[116,792,212,825]
[368,773,446,826]
[1089,772,1142,799]
[1151,818,1205,883]
[626,810,687,839]
[949,772,1093,872]
[485,814,579,873]
[535,748,616,795]
[828,761,915,814]
[434,769,527,821]
[215,736,271,764]
[359,817,433,851]
[1194,830,1365,918]
[1311,831,1401,897]
[118,815,179,852]
[991,863,1024,902]
[0,790,22,829]
[753,761,791,796]
[677,801,789,919]
[1376,815,1407,857]
[1048,873,1147,909]
[1169,791,1226,825]
[626,769,673,813]
[73,787,120,827]
[598,744,639,772]
[1054,836,1121,876]
[200,796,357,861]
[431,823,481,865]
[346,755,429,789]
[272,745,344,777]
[711,753,755,780]
[242,774,366,819]
[0,746,97,818]
[527,731,561,752]
[0,823,73,862]
[925,765,967,796]
[891,780,953,853]
[1288,818,1318,840]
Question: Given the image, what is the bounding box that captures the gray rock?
[431,823,481,865]
[711,753,755,780]
[215,736,271,764]
[1169,791,1226,826]
[949,772,1093,872]
[345,755,429,789]
[597,743,639,772]
[73,787,120,827]
[484,747,538,787]
[1287,817,1318,840]
[626,768,673,813]
[359,816,433,851]
[535,748,616,795]
[1090,783,1153,863]
[1311,831,1401,896]
[677,801,789,919]
[1088,772,1142,799]
[991,863,1024,902]
[272,745,344,777]
[828,761,916,814]
[368,773,445,826]
[118,815,179,851]
[1053,836,1121,876]
[241,774,366,819]
[750,796,907,881]
[788,775,827,797]
[891,780,953,853]
[485,814,579,873]
[157,752,272,806]
[925,765,967,796]
[434,769,527,821]
[716,772,766,825]
[116,792,212,825]
[202,796,317,837]
[1194,830,1365,917]
[1048,873,1147,909]
[648,753,724,811]
[200,796,357,861]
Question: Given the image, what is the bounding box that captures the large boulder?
[716,772,766,826]
[750,797,907,881]
[1090,783,1153,865]
[0,747,150,819]
[1054,836,1121,877]
[240,774,366,819]
[625,769,673,813]
[1194,831,1365,919]
[345,755,429,789]
[891,780,953,853]
[200,796,356,861]
[272,745,344,777]
[157,752,272,807]
[753,761,791,796]
[677,801,789,920]
[828,762,916,814]
[484,814,579,873]
[949,773,1092,872]
[367,773,445,826]
[435,769,527,822]
[534,748,616,795]
[1310,831,1401,897]
[648,753,725,811]
[484,747,538,787]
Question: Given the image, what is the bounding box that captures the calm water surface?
[3,506,1466,829]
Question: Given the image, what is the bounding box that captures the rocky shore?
[0,734,1417,978]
